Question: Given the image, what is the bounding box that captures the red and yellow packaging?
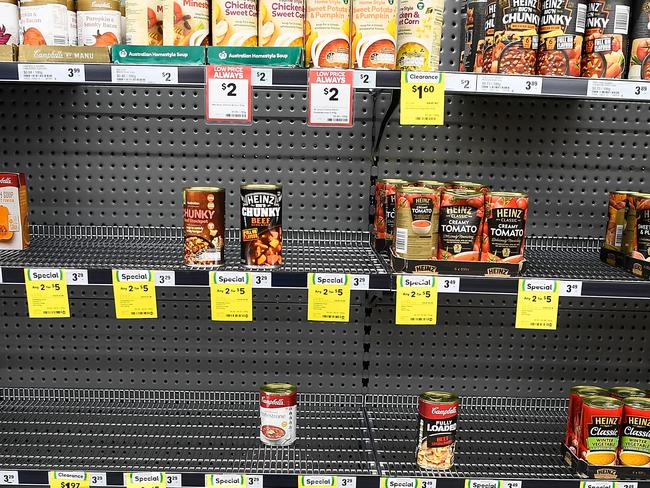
[0,173,29,251]
[604,191,629,251]
[305,0,350,68]
[351,0,398,69]
[619,397,650,467]
[374,178,408,241]
[565,386,608,454]
[579,395,623,466]
[438,189,484,261]
[394,186,441,260]
[481,192,528,263]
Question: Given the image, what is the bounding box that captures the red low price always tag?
[205,65,252,124]
[308,69,354,127]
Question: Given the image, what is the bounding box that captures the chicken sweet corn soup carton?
[0,173,29,251]
[211,0,258,46]
[258,0,304,47]
[351,0,398,68]
[305,0,350,67]
[396,0,444,70]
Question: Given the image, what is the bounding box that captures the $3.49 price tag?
[308,69,354,127]
[24,269,70,318]
[49,472,89,488]
[209,271,253,321]
[112,270,158,319]
[395,275,438,325]
[515,279,559,330]
[400,71,445,126]
[124,473,166,488]
[205,65,252,124]
[307,273,351,322]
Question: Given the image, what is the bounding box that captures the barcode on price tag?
[206,65,252,124]
[587,80,650,100]
[111,66,178,85]
[308,69,354,127]
[19,64,85,83]
[478,75,542,94]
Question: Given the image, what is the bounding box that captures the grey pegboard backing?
[376,93,650,238]
[0,287,365,393]
[0,85,373,231]
[440,0,463,70]
[366,292,649,396]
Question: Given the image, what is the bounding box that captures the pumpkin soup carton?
[305,0,351,67]
[258,0,304,47]
[0,173,29,251]
[351,0,398,68]
[211,0,257,46]
[163,0,210,46]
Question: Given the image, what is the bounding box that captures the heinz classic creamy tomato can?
[260,383,297,446]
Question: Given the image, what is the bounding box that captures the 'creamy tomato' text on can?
[619,397,650,467]
[417,391,459,470]
[183,187,225,266]
[241,184,283,267]
[260,383,297,446]
[565,385,608,452]
[481,192,528,263]
[579,395,623,466]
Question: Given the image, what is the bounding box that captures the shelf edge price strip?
[49,472,90,488]
[25,268,70,318]
[395,275,438,325]
[205,65,252,124]
[124,473,166,488]
[209,271,253,321]
[400,71,445,126]
[207,475,263,488]
[515,279,559,330]
[112,270,158,319]
[307,273,351,322]
[307,69,354,127]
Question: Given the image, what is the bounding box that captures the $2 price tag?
[308,69,354,127]
[25,269,70,318]
[400,71,445,126]
[124,473,166,488]
[307,273,351,322]
[112,270,158,319]
[49,472,89,488]
[206,65,252,124]
[395,275,438,325]
[210,271,253,321]
[515,279,559,330]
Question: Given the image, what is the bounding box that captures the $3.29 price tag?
[308,69,354,127]
[307,273,351,322]
[209,271,253,321]
[400,71,445,126]
[25,269,70,318]
[395,275,438,325]
[124,473,165,488]
[112,270,158,319]
[515,279,559,330]
[49,472,89,488]
[205,65,252,124]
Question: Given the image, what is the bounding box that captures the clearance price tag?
[24,269,70,318]
[205,65,252,124]
[400,71,445,126]
[209,271,253,321]
[49,472,89,488]
[206,475,263,488]
[308,69,354,127]
[515,279,559,330]
[112,270,158,319]
[395,275,438,325]
[307,273,351,322]
[124,473,165,488]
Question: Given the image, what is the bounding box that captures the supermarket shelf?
[0,389,648,488]
[2,62,650,101]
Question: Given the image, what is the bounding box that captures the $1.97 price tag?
[125,473,165,488]
[205,65,252,124]
[307,273,351,322]
[400,71,445,126]
[209,271,253,321]
[25,269,70,318]
[112,270,158,319]
[49,472,89,488]
[515,279,559,330]
[308,69,354,127]
[395,275,438,325]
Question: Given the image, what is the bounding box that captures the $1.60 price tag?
[205,65,252,124]
[210,271,253,321]
[112,270,158,319]
[308,69,354,127]
[400,71,445,126]
[49,472,89,488]
[125,473,166,488]
[25,269,70,318]
[307,273,351,322]
[515,279,559,330]
[207,475,263,488]
[395,275,438,325]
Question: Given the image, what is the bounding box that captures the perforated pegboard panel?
[0,287,365,393]
[0,85,373,231]
[376,94,650,238]
[366,292,649,396]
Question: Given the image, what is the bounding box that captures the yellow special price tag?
[298,476,337,488]
[206,475,263,488]
[395,275,438,325]
[210,272,253,321]
[49,472,89,488]
[112,270,158,319]
[515,279,560,330]
[24,269,70,318]
[307,273,351,322]
[400,71,445,126]
[124,473,165,488]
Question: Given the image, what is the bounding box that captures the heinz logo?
[0,177,11,184]
[29,269,61,281]
[117,271,150,282]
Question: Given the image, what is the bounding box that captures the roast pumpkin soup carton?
[211,0,257,46]
[305,0,350,67]
[0,173,29,251]
[258,0,304,47]
[351,0,397,69]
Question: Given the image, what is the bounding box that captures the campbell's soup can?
[0,0,20,46]
[260,383,297,446]
[416,391,459,470]
[565,386,608,453]
[620,397,650,467]
[609,386,648,400]
[20,0,69,45]
[579,395,623,466]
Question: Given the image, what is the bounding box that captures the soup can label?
[0,2,19,45]
[636,202,650,259]
[628,0,650,79]
[394,187,440,260]
[241,184,283,267]
[490,0,541,74]
[481,192,527,263]
[260,389,297,446]
[183,187,225,266]
[582,0,631,78]
[620,398,650,467]
[417,393,458,470]
[464,0,488,71]
[537,0,588,76]
[480,0,497,71]
[438,190,484,261]
[580,396,623,466]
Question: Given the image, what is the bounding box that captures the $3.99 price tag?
[308,69,354,127]
[515,279,559,330]
[307,273,351,322]
[205,65,252,124]
[49,472,89,488]
[209,271,253,321]
[24,269,70,318]
[125,473,166,488]
[395,275,438,325]
[112,270,158,319]
[400,71,445,126]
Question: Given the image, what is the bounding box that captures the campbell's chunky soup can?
[481,192,528,263]
[619,397,650,467]
[241,184,282,267]
[438,189,484,261]
[580,395,623,466]
[77,0,122,46]
[260,383,297,446]
[565,386,608,453]
[629,0,650,79]
[394,186,441,260]
[537,0,587,75]
[582,0,631,78]
[20,0,69,45]
[258,0,304,47]
[490,0,541,74]
[416,391,459,470]
[0,0,19,46]
[183,187,225,266]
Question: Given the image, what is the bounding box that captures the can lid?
[398,185,439,194]
[609,386,647,398]
[419,391,458,404]
[379,178,409,184]
[570,385,609,397]
[241,183,282,190]
[583,395,623,408]
[622,397,650,409]
[448,181,486,188]
[260,383,297,394]
[418,180,446,186]
[184,186,225,192]
[490,191,527,197]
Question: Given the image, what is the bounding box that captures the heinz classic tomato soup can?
[260,383,297,446]
[481,192,528,263]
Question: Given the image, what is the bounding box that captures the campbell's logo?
[0,177,12,184]
[430,406,458,416]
